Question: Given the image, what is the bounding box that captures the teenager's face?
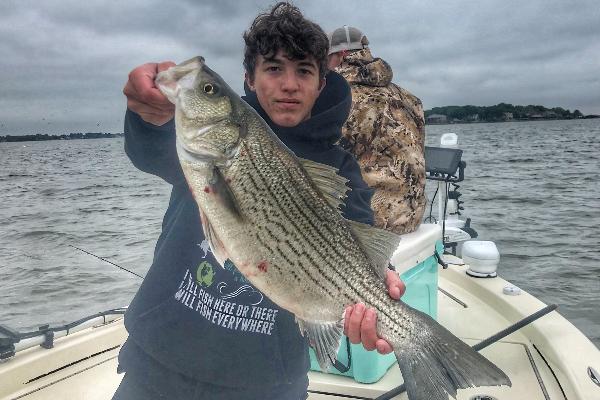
[246,50,325,127]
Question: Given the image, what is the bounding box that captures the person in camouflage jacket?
[328,26,426,234]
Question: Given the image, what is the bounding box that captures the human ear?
[327,53,342,70]
[318,77,326,92]
[245,72,255,91]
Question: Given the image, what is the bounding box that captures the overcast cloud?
[1,0,598,135]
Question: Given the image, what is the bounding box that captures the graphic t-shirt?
[174,243,280,337]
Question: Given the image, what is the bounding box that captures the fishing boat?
[1,134,599,400]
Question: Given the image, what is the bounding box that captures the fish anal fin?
[296,318,345,372]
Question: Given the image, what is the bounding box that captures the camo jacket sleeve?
[123,109,186,186]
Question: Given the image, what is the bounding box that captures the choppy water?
[1,119,598,348]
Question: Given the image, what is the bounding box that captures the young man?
[116,4,404,399]
[328,26,426,235]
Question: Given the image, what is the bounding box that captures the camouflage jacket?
[336,48,426,234]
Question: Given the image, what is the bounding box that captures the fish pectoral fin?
[299,158,349,211]
[296,318,344,372]
[199,210,228,268]
[347,220,401,280]
[209,167,243,221]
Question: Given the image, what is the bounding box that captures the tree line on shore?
[0,132,123,143]
[425,103,598,124]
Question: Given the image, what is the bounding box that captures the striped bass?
[155,56,511,400]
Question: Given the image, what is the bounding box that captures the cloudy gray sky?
[1,0,599,135]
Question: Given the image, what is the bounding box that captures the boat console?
[424,133,477,255]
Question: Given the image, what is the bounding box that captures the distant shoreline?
[425,103,599,125]
[425,115,599,126]
[0,132,124,143]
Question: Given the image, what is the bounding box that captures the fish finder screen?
[424,146,463,176]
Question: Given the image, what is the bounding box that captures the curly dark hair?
[243,2,329,80]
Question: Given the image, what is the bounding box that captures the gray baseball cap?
[328,25,369,54]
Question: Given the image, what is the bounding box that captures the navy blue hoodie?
[119,71,374,389]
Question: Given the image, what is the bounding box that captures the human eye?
[297,62,317,76]
[265,65,280,72]
[298,67,317,78]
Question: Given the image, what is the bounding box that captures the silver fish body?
[156,57,511,400]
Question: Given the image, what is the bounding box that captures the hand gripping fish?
[156,57,511,400]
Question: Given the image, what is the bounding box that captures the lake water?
[0,118,598,348]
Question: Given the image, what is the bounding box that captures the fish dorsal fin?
[347,220,401,280]
[296,317,345,372]
[299,158,348,211]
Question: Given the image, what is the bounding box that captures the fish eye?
[203,83,216,94]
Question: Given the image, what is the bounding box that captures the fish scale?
[232,134,439,388]
[228,99,409,333]
[156,56,512,400]
[228,116,417,325]
[229,126,409,331]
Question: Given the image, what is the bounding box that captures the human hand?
[344,270,405,354]
[123,62,176,126]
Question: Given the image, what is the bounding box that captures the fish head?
[156,56,244,164]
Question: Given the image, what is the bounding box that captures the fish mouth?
[155,57,205,103]
[155,73,178,103]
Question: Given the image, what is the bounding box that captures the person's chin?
[272,114,302,127]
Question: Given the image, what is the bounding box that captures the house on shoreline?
[425,114,448,124]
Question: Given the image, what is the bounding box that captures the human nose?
[280,70,300,92]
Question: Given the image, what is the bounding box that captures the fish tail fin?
[394,314,511,400]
